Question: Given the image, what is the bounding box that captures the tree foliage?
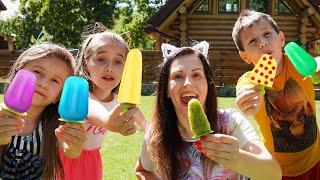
[0,0,164,50]
[113,0,164,49]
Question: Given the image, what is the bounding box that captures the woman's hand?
[55,122,86,159]
[0,109,25,145]
[194,134,240,168]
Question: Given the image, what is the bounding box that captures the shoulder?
[218,108,249,131]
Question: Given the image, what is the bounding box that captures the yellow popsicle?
[118,49,142,108]
[249,54,277,88]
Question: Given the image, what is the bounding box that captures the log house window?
[278,0,293,15]
[195,0,210,13]
[219,0,239,13]
[248,0,267,13]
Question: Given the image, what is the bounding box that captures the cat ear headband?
[161,41,209,62]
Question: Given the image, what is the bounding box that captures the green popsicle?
[188,99,213,139]
[284,42,317,78]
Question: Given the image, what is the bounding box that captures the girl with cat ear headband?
[161,41,210,63]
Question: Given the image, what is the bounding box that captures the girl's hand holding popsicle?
[0,109,25,145]
[55,122,86,158]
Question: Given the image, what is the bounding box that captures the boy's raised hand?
[236,84,263,116]
[55,123,86,159]
[0,109,25,145]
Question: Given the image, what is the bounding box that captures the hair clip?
[161,41,210,62]
[68,48,80,60]
[31,29,52,46]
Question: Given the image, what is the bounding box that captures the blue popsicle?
[58,76,89,122]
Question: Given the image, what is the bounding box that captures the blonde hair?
[1,42,75,179]
[76,31,129,92]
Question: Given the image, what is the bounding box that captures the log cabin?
[143,0,320,86]
[0,0,16,77]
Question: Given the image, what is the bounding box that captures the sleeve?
[227,110,261,148]
[139,127,155,172]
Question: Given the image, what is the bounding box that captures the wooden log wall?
[168,14,299,51]
[0,50,16,77]
[142,50,251,86]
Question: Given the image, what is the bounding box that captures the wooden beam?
[300,25,318,33]
[301,7,316,17]
[298,0,320,28]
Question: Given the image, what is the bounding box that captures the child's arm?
[55,123,86,159]
[87,99,141,135]
[236,72,263,116]
[0,109,25,145]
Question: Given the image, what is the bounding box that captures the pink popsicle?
[2,69,36,115]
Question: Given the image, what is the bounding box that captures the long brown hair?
[149,48,220,179]
[0,43,75,179]
[76,25,129,92]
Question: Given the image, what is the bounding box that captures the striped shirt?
[0,122,43,180]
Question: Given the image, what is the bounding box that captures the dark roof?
[309,0,320,11]
[144,0,181,33]
[0,0,7,11]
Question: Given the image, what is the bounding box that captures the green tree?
[113,0,164,50]
[1,0,119,49]
[0,0,165,50]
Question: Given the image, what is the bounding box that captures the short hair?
[232,9,280,51]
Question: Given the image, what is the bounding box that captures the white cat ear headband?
[161,41,209,62]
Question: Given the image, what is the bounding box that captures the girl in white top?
[60,25,146,180]
[135,42,282,180]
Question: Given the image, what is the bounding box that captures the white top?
[83,93,119,150]
[140,108,260,179]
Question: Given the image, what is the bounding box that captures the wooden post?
[240,0,247,11]
[178,5,188,46]
[3,35,14,52]
[212,0,217,15]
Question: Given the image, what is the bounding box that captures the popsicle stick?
[0,103,27,119]
[58,118,85,123]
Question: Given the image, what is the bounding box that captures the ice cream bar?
[249,54,277,88]
[118,49,142,110]
[58,76,89,123]
[188,99,213,139]
[284,42,317,77]
[1,69,36,116]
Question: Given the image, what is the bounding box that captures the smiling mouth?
[102,76,114,82]
[180,94,198,106]
[35,91,46,98]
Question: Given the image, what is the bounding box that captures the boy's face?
[238,19,285,67]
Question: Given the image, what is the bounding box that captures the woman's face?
[167,53,208,119]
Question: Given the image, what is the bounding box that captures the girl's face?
[168,54,208,119]
[86,40,126,92]
[23,56,72,108]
